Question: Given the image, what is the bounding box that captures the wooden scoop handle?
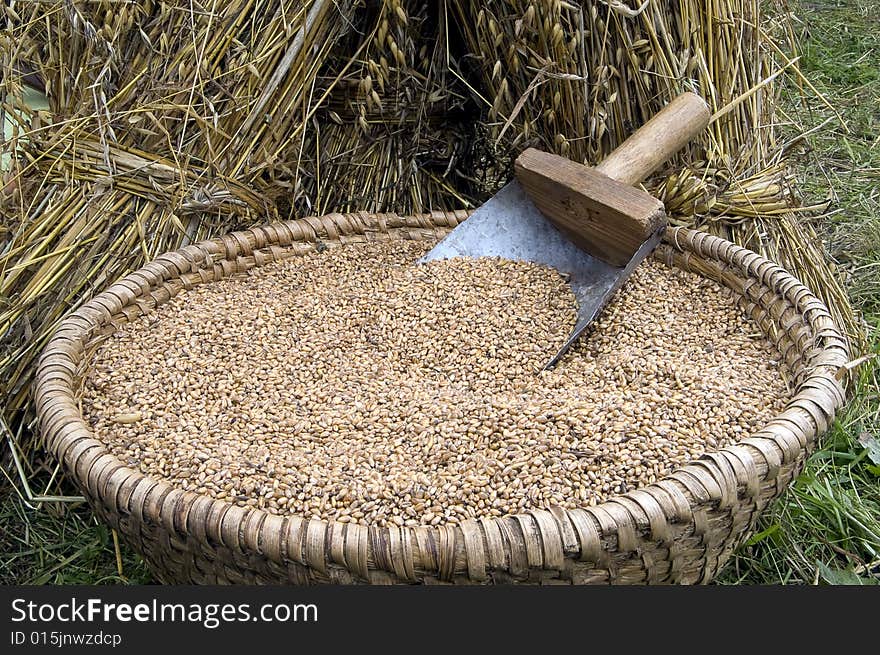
[594,92,710,186]
[513,92,710,267]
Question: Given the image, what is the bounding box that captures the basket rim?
[34,211,850,583]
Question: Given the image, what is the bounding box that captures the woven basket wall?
[34,211,850,584]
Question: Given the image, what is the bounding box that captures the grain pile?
[81,241,791,527]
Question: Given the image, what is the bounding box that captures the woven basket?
[34,210,850,584]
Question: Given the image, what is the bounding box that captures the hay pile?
[0,1,857,475]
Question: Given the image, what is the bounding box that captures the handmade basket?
[34,210,849,584]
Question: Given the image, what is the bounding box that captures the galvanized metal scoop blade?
[418,182,662,368]
[417,93,711,370]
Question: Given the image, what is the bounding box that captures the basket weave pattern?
[34,211,849,584]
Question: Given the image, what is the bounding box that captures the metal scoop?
[419,92,710,368]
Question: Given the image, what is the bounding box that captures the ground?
[1,0,878,585]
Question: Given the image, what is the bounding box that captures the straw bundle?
[1,0,356,438]
[0,0,859,477]
[451,1,776,190]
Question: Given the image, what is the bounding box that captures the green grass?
[0,488,152,585]
[2,0,878,586]
[718,0,880,584]
[788,0,879,313]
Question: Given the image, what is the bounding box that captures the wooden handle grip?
[593,92,710,186]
